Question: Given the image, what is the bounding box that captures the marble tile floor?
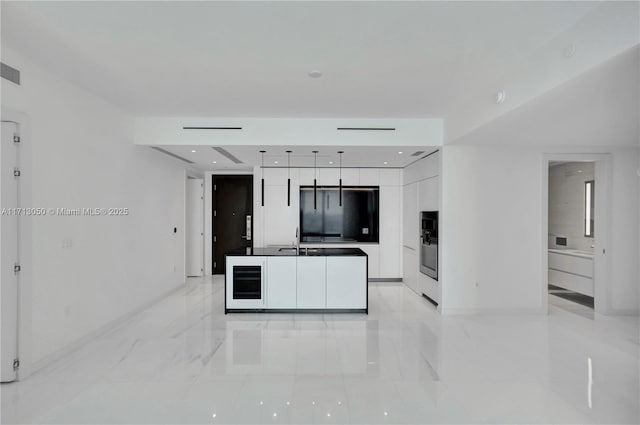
[1,276,638,424]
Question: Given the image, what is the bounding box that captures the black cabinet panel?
[300,186,379,243]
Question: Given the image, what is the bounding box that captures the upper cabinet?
[359,169,380,185]
[379,169,402,186]
[404,151,439,185]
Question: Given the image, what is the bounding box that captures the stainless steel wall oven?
[420,211,438,280]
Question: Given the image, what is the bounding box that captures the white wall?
[252,167,402,279]
[1,46,187,371]
[441,145,639,314]
[402,151,440,303]
[548,162,595,252]
[440,46,639,315]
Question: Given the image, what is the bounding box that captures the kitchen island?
[225,247,368,313]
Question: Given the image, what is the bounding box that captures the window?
[585,180,594,237]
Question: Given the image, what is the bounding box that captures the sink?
[278,247,298,253]
[299,248,320,256]
[277,247,321,255]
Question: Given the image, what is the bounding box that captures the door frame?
[1,108,32,380]
[541,153,612,315]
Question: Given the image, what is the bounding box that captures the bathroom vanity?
[548,248,594,296]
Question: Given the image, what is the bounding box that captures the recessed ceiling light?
[384,161,388,165]
[398,151,403,154]
[329,161,334,165]
[191,150,196,153]
[212,161,217,164]
[274,161,278,164]
[308,70,322,78]
[495,90,506,104]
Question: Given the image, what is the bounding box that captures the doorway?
[212,175,253,274]
[543,154,611,316]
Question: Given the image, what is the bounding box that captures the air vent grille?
[1,62,20,85]
[411,151,426,157]
[337,127,395,131]
[183,126,242,130]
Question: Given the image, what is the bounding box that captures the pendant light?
[286,150,292,207]
[260,150,266,207]
[338,151,344,207]
[312,150,319,210]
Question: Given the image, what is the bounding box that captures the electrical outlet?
[62,238,73,248]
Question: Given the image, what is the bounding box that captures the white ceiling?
[156,144,434,171]
[452,45,640,148]
[2,1,602,119]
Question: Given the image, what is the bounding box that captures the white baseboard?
[440,307,547,315]
[29,282,184,378]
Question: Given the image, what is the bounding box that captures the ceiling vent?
[1,62,20,85]
[183,126,242,130]
[212,147,243,164]
[411,151,425,157]
[337,127,395,131]
[150,147,195,164]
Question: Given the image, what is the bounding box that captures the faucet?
[295,227,300,254]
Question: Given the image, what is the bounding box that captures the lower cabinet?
[326,257,367,309]
[402,247,419,294]
[296,257,327,309]
[266,257,297,308]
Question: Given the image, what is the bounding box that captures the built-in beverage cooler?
[420,211,438,281]
[226,257,265,310]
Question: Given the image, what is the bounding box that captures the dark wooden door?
[212,175,253,274]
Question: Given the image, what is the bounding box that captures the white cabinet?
[418,177,439,212]
[296,257,326,308]
[326,257,367,309]
[359,245,379,278]
[267,257,297,308]
[548,253,593,278]
[379,185,401,278]
[379,169,402,186]
[359,169,380,185]
[418,273,438,303]
[264,185,298,246]
[403,247,419,294]
[548,252,594,296]
[403,183,419,250]
[319,168,340,186]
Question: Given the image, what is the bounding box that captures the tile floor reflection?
[1,276,638,424]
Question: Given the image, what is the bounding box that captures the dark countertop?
[226,247,367,257]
